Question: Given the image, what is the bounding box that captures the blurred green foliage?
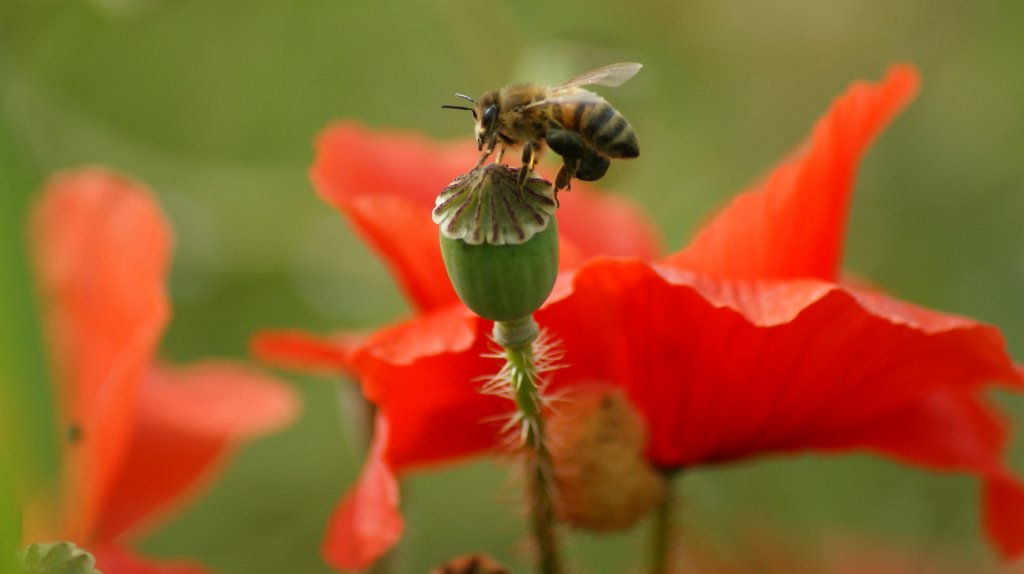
[0,64,53,574]
[1,462,18,574]
[2,0,1023,572]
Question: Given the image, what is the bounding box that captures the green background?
[2,0,1023,572]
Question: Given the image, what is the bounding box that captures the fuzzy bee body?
[445,63,642,191]
[547,88,640,159]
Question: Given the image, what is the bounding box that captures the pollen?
[547,386,666,532]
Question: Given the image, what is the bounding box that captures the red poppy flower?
[26,169,300,573]
[255,65,1024,571]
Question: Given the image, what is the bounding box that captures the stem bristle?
[483,317,566,574]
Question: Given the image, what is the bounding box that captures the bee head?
[475,92,500,151]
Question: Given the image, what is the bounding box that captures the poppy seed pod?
[433,164,559,322]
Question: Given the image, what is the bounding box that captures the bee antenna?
[454,93,476,104]
[441,105,474,111]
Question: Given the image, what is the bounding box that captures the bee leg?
[553,162,577,207]
[546,129,595,191]
[517,141,537,191]
[545,129,588,158]
[555,158,577,192]
[474,135,499,168]
[575,149,610,182]
[474,143,493,168]
[495,147,505,163]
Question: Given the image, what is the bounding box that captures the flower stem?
[650,477,675,574]
[494,316,562,574]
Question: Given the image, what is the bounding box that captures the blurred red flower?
[255,65,1024,571]
[26,169,300,573]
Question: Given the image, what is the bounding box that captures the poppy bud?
[18,542,100,574]
[434,164,559,322]
[547,387,667,532]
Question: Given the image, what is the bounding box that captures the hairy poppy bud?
[434,164,558,322]
[547,387,667,532]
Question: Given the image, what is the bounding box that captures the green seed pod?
[434,164,559,322]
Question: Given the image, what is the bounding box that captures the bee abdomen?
[576,103,639,159]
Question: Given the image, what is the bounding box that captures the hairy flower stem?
[650,476,675,574]
[494,316,562,574]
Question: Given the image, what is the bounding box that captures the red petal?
[337,192,461,313]
[95,362,298,541]
[555,186,661,261]
[30,168,171,540]
[984,475,1024,559]
[91,545,213,574]
[324,313,509,568]
[321,415,402,571]
[310,122,660,312]
[311,122,478,209]
[333,257,1022,563]
[824,392,1024,561]
[552,260,1024,558]
[310,123,475,311]
[250,329,364,375]
[355,305,477,368]
[349,307,507,468]
[537,259,1022,468]
[666,65,921,280]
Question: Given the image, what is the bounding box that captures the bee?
[443,62,641,192]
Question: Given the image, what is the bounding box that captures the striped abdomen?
[556,97,639,158]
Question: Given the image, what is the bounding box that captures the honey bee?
[443,62,641,192]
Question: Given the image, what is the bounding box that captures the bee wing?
[523,90,606,110]
[558,62,642,88]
